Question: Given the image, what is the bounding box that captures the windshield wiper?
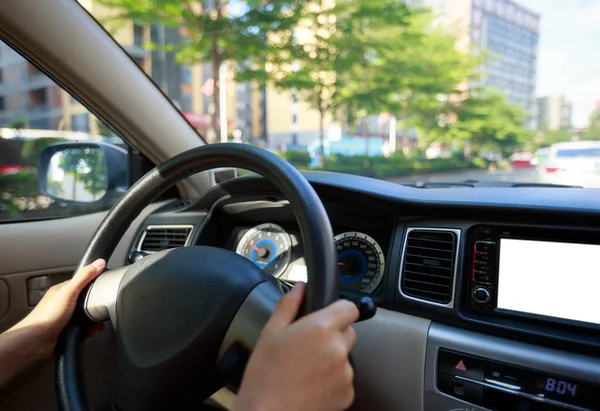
[399,181,583,189]
[510,183,583,188]
[401,182,475,188]
[463,180,583,188]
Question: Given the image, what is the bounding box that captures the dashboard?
[129,171,600,411]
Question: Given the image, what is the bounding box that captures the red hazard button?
[438,349,484,382]
[455,359,467,371]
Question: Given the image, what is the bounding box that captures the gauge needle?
[338,262,345,266]
[248,242,261,252]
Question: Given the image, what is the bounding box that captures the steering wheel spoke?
[84,265,129,326]
[218,279,283,362]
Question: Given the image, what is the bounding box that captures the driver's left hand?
[0,259,105,387]
[17,258,106,356]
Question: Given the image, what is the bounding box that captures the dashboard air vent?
[138,225,193,252]
[401,229,458,305]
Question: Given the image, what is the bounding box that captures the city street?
[388,167,542,185]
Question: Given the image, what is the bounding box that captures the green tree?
[77,149,109,200]
[7,117,28,129]
[264,0,343,155]
[396,16,477,153]
[98,0,304,142]
[95,118,116,138]
[336,5,477,156]
[56,148,108,201]
[536,127,573,148]
[443,89,533,156]
[269,0,416,155]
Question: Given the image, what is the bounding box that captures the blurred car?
[509,152,534,169]
[0,165,25,175]
[425,142,451,159]
[531,147,549,168]
[540,141,600,188]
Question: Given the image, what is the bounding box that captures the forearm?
[0,322,52,387]
[0,260,104,389]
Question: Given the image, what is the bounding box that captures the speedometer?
[235,223,292,278]
[335,232,385,294]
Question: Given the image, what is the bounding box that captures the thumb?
[65,259,106,296]
[263,282,306,333]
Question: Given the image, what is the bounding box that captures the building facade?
[62,1,154,135]
[429,0,540,128]
[536,95,572,131]
[0,44,64,130]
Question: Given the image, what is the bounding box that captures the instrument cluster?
[234,223,386,294]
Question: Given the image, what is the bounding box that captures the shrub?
[282,150,311,167]
[471,157,489,169]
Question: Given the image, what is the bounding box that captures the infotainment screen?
[497,238,600,326]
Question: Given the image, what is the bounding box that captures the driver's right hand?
[233,282,360,411]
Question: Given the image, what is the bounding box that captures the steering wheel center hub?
[113,246,269,407]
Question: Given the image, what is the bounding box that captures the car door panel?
[0,200,173,411]
[0,328,116,411]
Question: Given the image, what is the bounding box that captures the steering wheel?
[55,143,339,411]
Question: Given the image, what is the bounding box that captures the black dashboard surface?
[135,171,600,356]
[195,195,396,300]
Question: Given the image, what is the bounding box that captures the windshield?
[83,1,599,188]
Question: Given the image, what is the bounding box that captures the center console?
[425,224,600,410]
[437,348,598,410]
[425,323,600,411]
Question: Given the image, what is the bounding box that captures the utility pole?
[219,62,228,143]
[389,116,397,154]
[158,24,168,96]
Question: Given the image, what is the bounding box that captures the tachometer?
[335,232,385,294]
[235,223,292,278]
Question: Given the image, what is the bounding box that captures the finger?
[310,299,360,330]
[338,362,356,408]
[65,259,106,296]
[263,282,305,333]
[339,325,357,351]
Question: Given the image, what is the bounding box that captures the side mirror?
[39,142,127,205]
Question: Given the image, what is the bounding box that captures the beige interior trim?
[209,388,236,410]
[0,0,211,197]
[205,309,432,411]
[0,200,172,277]
[350,309,430,411]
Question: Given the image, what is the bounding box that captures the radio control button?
[484,362,523,388]
[474,263,492,273]
[475,254,491,263]
[474,273,491,284]
[472,287,491,304]
[475,241,495,253]
[438,374,484,405]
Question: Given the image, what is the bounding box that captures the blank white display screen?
[497,238,600,326]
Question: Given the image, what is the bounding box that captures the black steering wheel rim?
[55,143,338,411]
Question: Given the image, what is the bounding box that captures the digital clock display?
[534,374,595,408]
[542,377,578,397]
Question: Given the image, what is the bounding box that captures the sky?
[519,0,600,127]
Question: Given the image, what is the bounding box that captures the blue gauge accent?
[338,249,367,283]
[236,223,292,278]
[251,238,278,268]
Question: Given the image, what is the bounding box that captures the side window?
[0,41,129,223]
